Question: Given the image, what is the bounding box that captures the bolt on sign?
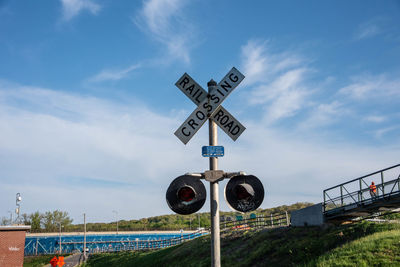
[174,67,246,144]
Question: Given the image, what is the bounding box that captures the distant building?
[0,225,31,267]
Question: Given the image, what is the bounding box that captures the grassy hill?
[83,222,400,267]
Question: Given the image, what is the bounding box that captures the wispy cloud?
[371,126,398,139]
[60,0,101,21]
[0,81,196,185]
[0,80,399,221]
[86,64,141,83]
[241,40,304,86]
[355,22,380,40]
[241,40,311,123]
[228,122,399,209]
[134,0,195,64]
[0,80,202,220]
[339,74,400,100]
[364,115,386,123]
[298,101,347,130]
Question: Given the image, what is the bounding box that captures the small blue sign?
[202,146,224,157]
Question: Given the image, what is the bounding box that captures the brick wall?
[0,226,30,267]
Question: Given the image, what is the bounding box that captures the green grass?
[83,222,400,267]
[309,229,400,267]
[23,254,70,267]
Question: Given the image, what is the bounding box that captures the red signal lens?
[178,186,195,202]
[234,184,254,200]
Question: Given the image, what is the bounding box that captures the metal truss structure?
[323,164,400,222]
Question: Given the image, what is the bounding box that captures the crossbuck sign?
[174,67,246,144]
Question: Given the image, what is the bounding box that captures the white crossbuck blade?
[174,67,246,144]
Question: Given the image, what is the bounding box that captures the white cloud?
[60,0,101,21]
[339,74,400,99]
[0,81,399,222]
[241,40,303,86]
[226,123,399,210]
[356,23,380,40]
[249,68,308,105]
[134,0,194,64]
[241,40,312,123]
[364,115,386,123]
[0,82,208,221]
[298,101,346,130]
[241,40,269,85]
[87,64,141,83]
[371,126,398,139]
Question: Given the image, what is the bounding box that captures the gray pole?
[285,211,289,226]
[208,79,220,267]
[59,223,62,254]
[8,211,12,225]
[83,213,87,260]
[113,210,118,235]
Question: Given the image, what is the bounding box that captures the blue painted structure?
[25,231,206,255]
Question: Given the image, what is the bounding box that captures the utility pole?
[58,222,62,254]
[83,213,87,260]
[113,210,118,235]
[15,193,21,224]
[8,211,12,225]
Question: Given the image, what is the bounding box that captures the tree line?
[0,210,73,232]
[1,202,315,233]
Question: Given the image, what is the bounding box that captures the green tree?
[30,211,43,232]
[0,217,9,226]
[43,210,73,232]
[43,211,55,232]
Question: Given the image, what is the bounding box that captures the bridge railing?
[220,212,289,231]
[323,164,400,214]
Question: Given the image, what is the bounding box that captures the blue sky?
[1,0,399,223]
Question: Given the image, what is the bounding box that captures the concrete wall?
[0,226,31,267]
[291,203,324,226]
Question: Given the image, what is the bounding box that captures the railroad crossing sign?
[174,67,246,144]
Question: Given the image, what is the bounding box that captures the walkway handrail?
[324,164,400,191]
[323,164,400,214]
[221,212,289,231]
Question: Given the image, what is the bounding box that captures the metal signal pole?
[208,80,220,267]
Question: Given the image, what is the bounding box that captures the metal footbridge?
[323,164,400,222]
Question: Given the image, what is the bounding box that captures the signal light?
[235,183,254,200]
[166,175,206,215]
[177,186,196,202]
[225,175,264,213]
